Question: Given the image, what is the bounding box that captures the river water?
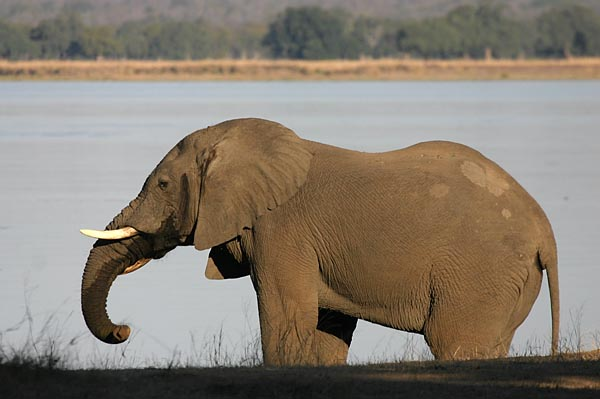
[0,81,599,366]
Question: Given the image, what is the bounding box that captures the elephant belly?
[316,263,432,334]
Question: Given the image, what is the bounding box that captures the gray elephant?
[81,118,559,366]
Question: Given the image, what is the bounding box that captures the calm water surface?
[0,81,599,366]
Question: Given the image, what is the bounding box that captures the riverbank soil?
[3,353,600,399]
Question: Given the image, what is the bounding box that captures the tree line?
[1,3,599,60]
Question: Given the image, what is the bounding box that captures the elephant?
[80,118,559,366]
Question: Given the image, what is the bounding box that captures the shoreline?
[1,58,600,81]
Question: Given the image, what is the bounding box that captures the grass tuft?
[0,303,83,370]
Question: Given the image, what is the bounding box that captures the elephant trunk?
[107,197,142,230]
[81,197,152,344]
[81,243,131,344]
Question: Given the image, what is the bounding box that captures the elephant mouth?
[121,257,152,274]
[81,225,181,275]
[82,226,154,275]
[119,244,176,274]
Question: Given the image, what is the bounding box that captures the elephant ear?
[193,118,313,251]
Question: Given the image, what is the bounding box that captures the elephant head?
[80,118,313,344]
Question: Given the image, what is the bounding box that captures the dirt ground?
[3,353,600,399]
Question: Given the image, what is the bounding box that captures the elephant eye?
[158,180,169,190]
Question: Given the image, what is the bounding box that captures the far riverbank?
[2,58,600,81]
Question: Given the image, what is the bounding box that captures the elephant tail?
[538,239,559,356]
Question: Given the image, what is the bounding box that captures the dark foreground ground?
[3,353,600,399]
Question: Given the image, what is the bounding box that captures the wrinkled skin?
[81,118,559,366]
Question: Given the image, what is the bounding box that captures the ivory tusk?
[121,258,151,275]
[80,226,139,240]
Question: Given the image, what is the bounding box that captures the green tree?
[446,4,526,58]
[4,3,600,61]
[229,24,267,59]
[397,19,462,58]
[30,12,86,58]
[116,20,153,59]
[396,3,531,59]
[262,7,361,59]
[351,16,385,58]
[0,19,39,59]
[79,26,123,59]
[157,20,230,59]
[535,5,600,57]
[117,18,230,59]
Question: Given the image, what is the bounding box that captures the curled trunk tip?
[103,324,131,344]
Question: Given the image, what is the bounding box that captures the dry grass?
[2,310,599,398]
[1,58,600,81]
[2,301,598,369]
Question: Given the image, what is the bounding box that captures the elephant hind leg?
[424,315,514,360]
[423,284,524,359]
[424,256,544,360]
[315,308,358,365]
[500,261,543,354]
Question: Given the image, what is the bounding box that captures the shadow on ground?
[3,355,600,398]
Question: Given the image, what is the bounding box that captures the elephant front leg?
[256,290,319,366]
[249,234,356,366]
[256,291,356,366]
